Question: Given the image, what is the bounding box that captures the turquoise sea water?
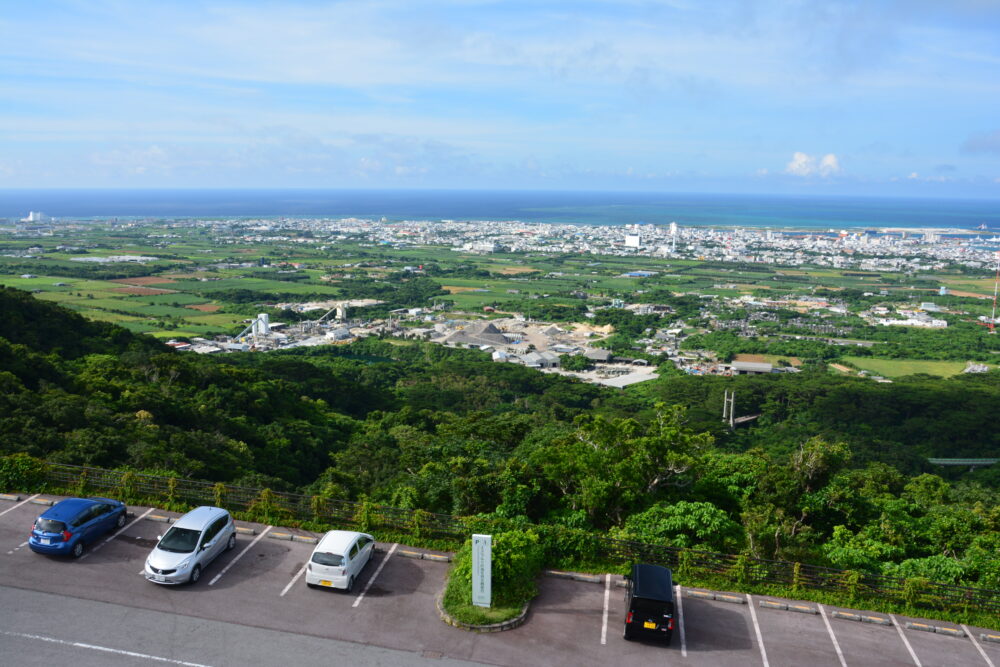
[0,189,997,231]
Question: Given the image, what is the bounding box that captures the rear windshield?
[311,551,345,567]
[631,597,672,614]
[35,518,66,533]
[158,527,200,553]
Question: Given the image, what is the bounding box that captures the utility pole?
[722,390,735,428]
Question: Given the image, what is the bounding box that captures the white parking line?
[352,543,397,608]
[600,573,611,645]
[280,561,309,597]
[0,493,40,518]
[208,526,271,586]
[1,630,212,666]
[964,625,996,667]
[746,594,770,667]
[818,604,847,667]
[889,614,923,666]
[80,508,154,561]
[7,540,28,555]
[675,584,687,657]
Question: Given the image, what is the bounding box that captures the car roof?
[43,497,98,520]
[314,530,371,555]
[630,563,674,602]
[173,506,229,530]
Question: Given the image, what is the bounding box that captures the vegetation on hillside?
[0,286,998,591]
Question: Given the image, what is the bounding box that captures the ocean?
[0,189,997,231]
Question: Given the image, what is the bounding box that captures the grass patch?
[842,357,972,378]
[441,576,525,625]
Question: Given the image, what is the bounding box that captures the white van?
[305,530,375,592]
[144,506,236,585]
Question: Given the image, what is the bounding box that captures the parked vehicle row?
[29,498,377,594]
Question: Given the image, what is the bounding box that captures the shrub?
[0,454,48,493]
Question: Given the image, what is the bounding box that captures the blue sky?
[2,0,999,197]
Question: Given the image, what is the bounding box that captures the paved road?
[0,585,482,667]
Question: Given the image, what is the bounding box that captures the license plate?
[41,538,51,545]
[154,575,165,582]
[319,580,332,587]
[643,621,657,629]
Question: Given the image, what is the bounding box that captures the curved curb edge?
[435,590,531,633]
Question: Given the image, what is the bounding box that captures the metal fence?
[43,462,1000,615]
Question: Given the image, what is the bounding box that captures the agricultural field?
[841,356,975,378]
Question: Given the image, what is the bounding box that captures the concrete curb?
[787,604,818,615]
[904,621,964,637]
[981,633,1000,644]
[832,611,861,622]
[542,570,608,584]
[759,600,787,611]
[394,549,453,563]
[30,498,55,506]
[682,589,746,604]
[268,531,293,541]
[860,615,892,626]
[833,611,893,626]
[235,526,257,536]
[435,590,530,633]
[291,534,319,544]
[145,514,174,523]
[0,493,21,502]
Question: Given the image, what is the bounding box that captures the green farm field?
[841,356,977,378]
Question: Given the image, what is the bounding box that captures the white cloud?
[909,171,920,179]
[784,152,841,177]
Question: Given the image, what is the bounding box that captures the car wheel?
[226,534,236,551]
[623,624,632,641]
[189,564,202,584]
[115,512,126,529]
[71,541,84,559]
[346,576,355,593]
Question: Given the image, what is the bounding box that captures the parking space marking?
[1,630,213,666]
[818,604,847,667]
[600,573,610,645]
[0,493,39,519]
[80,508,154,561]
[7,540,28,555]
[208,526,271,586]
[280,561,309,597]
[352,542,397,608]
[889,614,922,666]
[746,594,771,667]
[963,625,996,667]
[675,584,687,657]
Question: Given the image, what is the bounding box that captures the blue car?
[29,497,128,558]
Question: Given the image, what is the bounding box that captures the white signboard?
[471,534,492,608]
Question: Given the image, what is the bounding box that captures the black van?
[622,563,675,644]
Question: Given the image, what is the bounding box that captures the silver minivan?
[305,530,375,592]
[144,506,235,585]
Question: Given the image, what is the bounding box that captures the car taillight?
[668,619,674,631]
[62,530,73,541]
[626,612,633,624]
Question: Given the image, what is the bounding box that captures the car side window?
[349,542,360,560]
[201,520,220,546]
[357,536,370,549]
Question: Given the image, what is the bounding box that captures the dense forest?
[1,286,998,589]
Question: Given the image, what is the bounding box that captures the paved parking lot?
[1,494,998,666]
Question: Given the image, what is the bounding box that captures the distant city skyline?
[2,1,1000,198]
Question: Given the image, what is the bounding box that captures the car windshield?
[311,551,344,567]
[35,518,66,533]
[158,527,200,553]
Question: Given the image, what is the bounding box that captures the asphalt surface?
[1,494,998,667]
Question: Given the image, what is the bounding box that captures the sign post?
[471,534,492,608]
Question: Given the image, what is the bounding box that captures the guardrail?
[37,462,1000,616]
